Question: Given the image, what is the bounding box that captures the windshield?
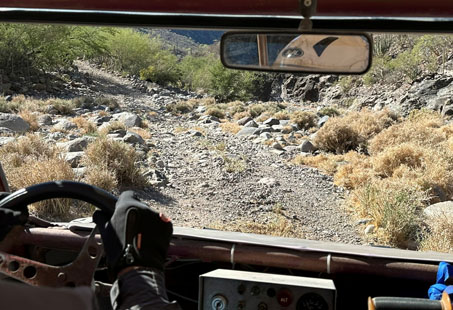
[0,25,452,254]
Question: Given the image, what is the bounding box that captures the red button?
[277,289,293,307]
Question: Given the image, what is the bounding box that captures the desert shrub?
[372,143,424,177]
[0,134,77,219]
[208,61,256,101]
[206,107,225,119]
[348,179,427,248]
[139,51,180,85]
[72,116,97,134]
[369,111,444,155]
[315,120,360,154]
[18,110,39,131]
[179,54,217,91]
[220,122,242,135]
[166,100,198,114]
[211,214,302,238]
[290,111,317,130]
[0,24,111,74]
[104,28,155,76]
[82,137,147,188]
[82,166,118,192]
[273,111,290,120]
[128,127,152,139]
[73,96,95,109]
[46,98,75,115]
[319,107,341,117]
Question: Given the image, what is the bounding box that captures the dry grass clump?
[314,120,360,154]
[72,116,97,134]
[419,215,453,253]
[369,119,444,155]
[372,143,424,177]
[94,97,120,110]
[18,110,39,131]
[98,121,126,136]
[290,111,317,130]
[220,122,242,135]
[46,98,76,115]
[348,179,427,248]
[128,127,152,139]
[81,137,147,189]
[82,167,118,193]
[273,111,291,120]
[315,109,397,154]
[319,107,341,117]
[166,101,195,114]
[256,112,274,123]
[233,111,249,120]
[211,215,302,238]
[0,134,76,219]
[205,107,225,119]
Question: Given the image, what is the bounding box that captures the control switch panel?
[199,269,336,310]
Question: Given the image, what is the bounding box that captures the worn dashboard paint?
[1,0,453,17]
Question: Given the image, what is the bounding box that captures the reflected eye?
[282,47,304,58]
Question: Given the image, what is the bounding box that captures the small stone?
[37,114,53,126]
[236,127,258,137]
[112,112,142,128]
[258,177,279,187]
[357,219,372,225]
[271,142,284,150]
[299,140,315,153]
[365,224,375,234]
[53,119,77,131]
[317,115,330,127]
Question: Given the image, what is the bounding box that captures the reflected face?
[222,32,371,74]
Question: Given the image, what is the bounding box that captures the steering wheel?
[0,181,118,287]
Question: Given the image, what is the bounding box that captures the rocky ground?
[1,61,363,245]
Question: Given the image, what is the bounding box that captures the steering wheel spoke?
[0,181,117,287]
[0,227,103,287]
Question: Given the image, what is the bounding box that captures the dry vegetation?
[295,109,453,251]
[0,133,148,219]
[211,214,303,238]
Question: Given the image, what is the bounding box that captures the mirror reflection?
[222,33,371,74]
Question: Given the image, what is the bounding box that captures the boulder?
[64,152,84,168]
[112,112,142,128]
[37,114,53,126]
[424,201,453,220]
[237,116,253,126]
[244,120,258,128]
[263,118,280,126]
[236,127,258,137]
[0,113,29,133]
[299,140,315,153]
[57,136,92,152]
[53,119,77,131]
[123,132,145,145]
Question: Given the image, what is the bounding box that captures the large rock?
[37,114,53,126]
[53,119,77,131]
[123,132,145,145]
[64,152,85,168]
[57,136,93,152]
[424,201,453,220]
[244,120,258,128]
[263,118,280,126]
[299,140,315,153]
[0,113,29,133]
[236,127,258,137]
[112,112,142,128]
[237,116,253,126]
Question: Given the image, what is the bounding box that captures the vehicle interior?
[1,1,453,310]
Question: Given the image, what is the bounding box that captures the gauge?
[296,293,329,310]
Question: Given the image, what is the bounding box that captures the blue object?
[428,262,453,300]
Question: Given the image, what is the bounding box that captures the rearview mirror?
[221,32,372,74]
